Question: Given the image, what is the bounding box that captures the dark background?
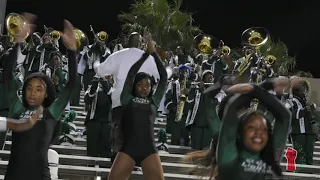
[6,0,320,77]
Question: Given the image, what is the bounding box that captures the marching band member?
[287,78,318,165]
[70,52,83,106]
[184,70,224,150]
[20,32,42,78]
[3,16,77,180]
[201,51,231,83]
[175,46,188,65]
[82,44,95,92]
[108,33,166,180]
[84,74,113,158]
[112,34,126,53]
[164,65,191,146]
[26,27,60,77]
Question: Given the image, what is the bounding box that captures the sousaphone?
[194,34,219,54]
[241,27,269,52]
[5,13,28,42]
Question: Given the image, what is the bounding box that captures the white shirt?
[95,48,160,108]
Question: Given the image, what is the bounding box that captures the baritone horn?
[241,27,269,52]
[50,30,60,41]
[74,28,89,50]
[5,13,28,42]
[194,34,219,54]
[265,55,276,65]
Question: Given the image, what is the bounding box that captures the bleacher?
[0,91,320,179]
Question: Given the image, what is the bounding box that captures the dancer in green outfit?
[3,15,77,180]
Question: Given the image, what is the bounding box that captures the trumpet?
[50,30,60,41]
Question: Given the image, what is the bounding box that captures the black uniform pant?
[86,120,111,158]
[171,120,189,146]
[83,70,96,111]
[190,125,211,150]
[70,75,82,106]
[291,133,316,165]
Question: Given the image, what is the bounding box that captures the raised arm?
[48,49,77,120]
[151,52,168,107]
[120,53,150,106]
[218,94,253,164]
[251,85,291,162]
[3,44,23,112]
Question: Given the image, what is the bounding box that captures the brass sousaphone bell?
[241,27,269,52]
[5,12,29,42]
[194,34,219,54]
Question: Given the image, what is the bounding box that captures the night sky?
[6,0,320,77]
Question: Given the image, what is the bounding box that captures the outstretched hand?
[145,33,155,53]
[13,13,37,43]
[60,20,77,51]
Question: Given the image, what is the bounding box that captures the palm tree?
[118,0,202,50]
[259,39,313,77]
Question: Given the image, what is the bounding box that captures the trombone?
[90,25,108,42]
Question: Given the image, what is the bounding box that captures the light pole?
[0,0,7,34]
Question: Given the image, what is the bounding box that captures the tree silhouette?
[118,0,202,50]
